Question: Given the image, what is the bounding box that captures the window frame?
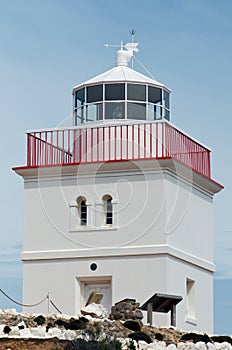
[102,195,113,226]
[76,196,88,226]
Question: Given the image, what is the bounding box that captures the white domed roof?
[73,65,170,92]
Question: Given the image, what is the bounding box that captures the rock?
[134,310,143,319]
[85,290,103,305]
[81,303,107,319]
[9,326,20,336]
[167,344,177,350]
[110,299,143,323]
[30,325,46,338]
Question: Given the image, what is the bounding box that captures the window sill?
[70,226,118,233]
[185,317,197,325]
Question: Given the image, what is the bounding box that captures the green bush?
[211,336,232,345]
[34,315,46,325]
[124,320,141,331]
[181,333,211,343]
[155,333,163,341]
[128,331,152,344]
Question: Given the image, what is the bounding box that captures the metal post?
[147,302,153,325]
[47,292,51,314]
[171,304,176,327]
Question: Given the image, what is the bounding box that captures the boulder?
[81,302,107,319]
[85,290,103,305]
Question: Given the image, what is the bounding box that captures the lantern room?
[72,47,171,125]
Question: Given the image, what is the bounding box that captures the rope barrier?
[50,299,62,314]
[0,288,63,314]
[0,288,48,307]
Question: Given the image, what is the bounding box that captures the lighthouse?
[13,39,222,333]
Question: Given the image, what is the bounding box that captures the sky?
[0,0,231,335]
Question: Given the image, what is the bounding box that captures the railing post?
[27,134,31,166]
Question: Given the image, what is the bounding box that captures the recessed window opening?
[186,278,196,320]
[103,195,113,225]
[76,196,87,226]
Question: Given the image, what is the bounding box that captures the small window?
[105,83,125,100]
[77,196,87,226]
[103,195,113,225]
[87,84,103,103]
[127,84,146,101]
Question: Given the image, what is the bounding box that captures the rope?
[0,288,48,307]
[50,299,62,314]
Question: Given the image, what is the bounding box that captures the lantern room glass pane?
[148,104,156,121]
[154,105,162,120]
[77,106,85,124]
[163,90,170,109]
[163,108,170,121]
[105,83,125,100]
[127,84,146,101]
[148,86,162,104]
[127,102,146,120]
[87,84,103,103]
[105,102,125,119]
[75,88,85,108]
[86,103,103,122]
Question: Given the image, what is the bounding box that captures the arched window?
[76,196,87,226]
[103,195,113,226]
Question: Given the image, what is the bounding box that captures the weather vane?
[104,30,138,69]
[129,29,136,43]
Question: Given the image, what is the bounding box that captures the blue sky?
[0,0,231,334]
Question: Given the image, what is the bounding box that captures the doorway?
[78,277,112,315]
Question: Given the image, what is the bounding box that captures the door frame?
[76,276,112,314]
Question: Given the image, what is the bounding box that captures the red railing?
[26,121,211,178]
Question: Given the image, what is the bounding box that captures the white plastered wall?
[21,160,216,332]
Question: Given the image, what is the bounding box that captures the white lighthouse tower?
[14,39,222,333]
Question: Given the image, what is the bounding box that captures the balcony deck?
[24,120,211,179]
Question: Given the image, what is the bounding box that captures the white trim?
[69,226,118,233]
[21,244,215,272]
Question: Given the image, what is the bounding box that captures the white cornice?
[21,244,215,272]
[14,159,222,197]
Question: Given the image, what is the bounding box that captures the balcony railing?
[26,121,211,178]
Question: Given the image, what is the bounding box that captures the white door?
[83,282,112,315]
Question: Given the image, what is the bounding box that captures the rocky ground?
[0,309,231,350]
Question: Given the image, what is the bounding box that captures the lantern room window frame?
[73,82,170,125]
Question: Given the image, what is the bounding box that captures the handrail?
[25,121,211,178]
